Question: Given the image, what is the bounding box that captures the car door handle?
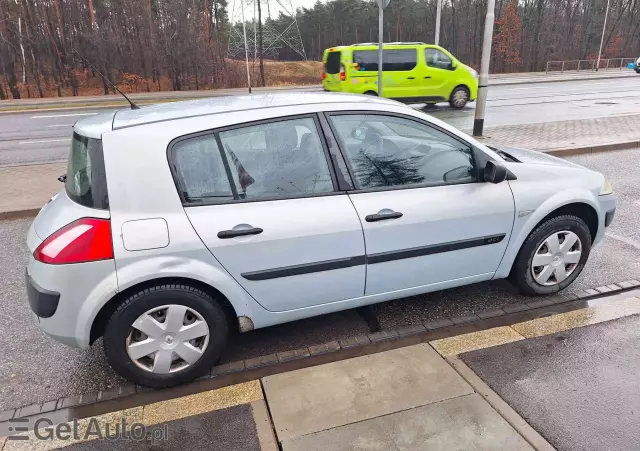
[217,227,263,239]
[424,76,432,79]
[407,77,415,80]
[365,212,403,222]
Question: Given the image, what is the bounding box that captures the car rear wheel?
[511,215,591,296]
[103,284,228,387]
[449,86,470,109]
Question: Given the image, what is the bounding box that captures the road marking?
[30,112,98,119]
[18,138,70,145]
[47,124,74,127]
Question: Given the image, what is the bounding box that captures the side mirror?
[484,160,507,184]
[352,126,367,141]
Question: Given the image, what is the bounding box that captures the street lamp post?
[435,0,442,45]
[377,0,390,97]
[472,0,496,136]
[596,0,611,72]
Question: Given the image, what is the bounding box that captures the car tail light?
[339,64,346,81]
[322,71,326,80]
[34,218,113,264]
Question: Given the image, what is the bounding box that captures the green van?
[322,42,478,109]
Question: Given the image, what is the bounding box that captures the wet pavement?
[1,148,639,411]
[461,313,640,451]
[57,405,261,451]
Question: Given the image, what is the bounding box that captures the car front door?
[326,112,515,296]
[171,115,366,312]
[420,48,455,101]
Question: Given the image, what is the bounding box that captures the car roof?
[107,92,399,131]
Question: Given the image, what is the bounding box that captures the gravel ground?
[1,148,638,411]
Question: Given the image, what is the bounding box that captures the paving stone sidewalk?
[1,114,639,217]
[0,162,65,218]
[480,114,640,153]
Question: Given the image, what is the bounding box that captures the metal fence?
[545,58,636,73]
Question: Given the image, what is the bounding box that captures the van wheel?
[103,284,228,388]
[364,91,378,96]
[511,215,591,296]
[450,86,470,109]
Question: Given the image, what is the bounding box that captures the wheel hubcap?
[126,305,210,374]
[453,90,468,107]
[531,231,582,286]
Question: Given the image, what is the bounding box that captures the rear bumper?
[26,257,119,349]
[26,270,60,318]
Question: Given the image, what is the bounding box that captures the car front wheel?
[449,86,470,109]
[103,284,228,387]
[512,215,591,296]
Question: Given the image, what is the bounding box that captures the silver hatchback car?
[26,93,616,387]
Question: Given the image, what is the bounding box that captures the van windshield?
[66,133,109,209]
[326,52,341,74]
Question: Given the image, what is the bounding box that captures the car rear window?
[326,51,341,74]
[353,49,417,71]
[66,133,109,209]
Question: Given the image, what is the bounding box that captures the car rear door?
[325,111,515,296]
[171,115,366,312]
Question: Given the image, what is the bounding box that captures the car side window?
[172,134,235,203]
[218,117,334,199]
[329,114,476,190]
[425,48,453,70]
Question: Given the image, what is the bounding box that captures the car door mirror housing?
[352,126,367,141]
[484,160,507,184]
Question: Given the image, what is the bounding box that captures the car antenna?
[72,48,140,110]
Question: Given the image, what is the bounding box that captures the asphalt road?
[461,314,640,451]
[0,147,639,411]
[2,75,640,166]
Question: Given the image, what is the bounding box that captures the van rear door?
[324,50,342,90]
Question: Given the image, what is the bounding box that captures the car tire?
[511,215,591,296]
[103,284,228,388]
[449,86,470,109]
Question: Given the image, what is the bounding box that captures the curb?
[0,208,41,221]
[1,139,637,220]
[2,279,638,423]
[544,140,640,157]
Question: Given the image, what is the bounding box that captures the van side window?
[425,48,453,70]
[353,49,417,72]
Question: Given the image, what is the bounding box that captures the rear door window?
[218,117,334,199]
[353,49,417,72]
[170,117,335,204]
[66,133,109,209]
[326,52,341,74]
